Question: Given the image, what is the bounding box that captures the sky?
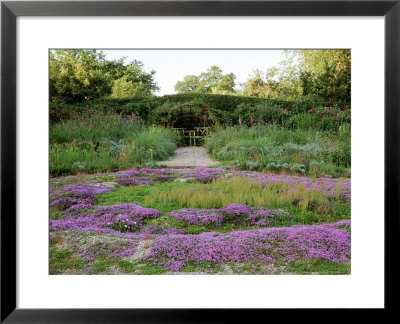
[102,50,284,95]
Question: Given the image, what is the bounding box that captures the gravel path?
[157,146,218,168]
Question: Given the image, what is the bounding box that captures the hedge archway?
[152,104,216,128]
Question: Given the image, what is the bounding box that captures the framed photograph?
[1,0,398,321]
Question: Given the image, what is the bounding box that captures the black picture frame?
[1,0,398,322]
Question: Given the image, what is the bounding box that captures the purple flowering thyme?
[144,220,351,271]
[168,204,289,228]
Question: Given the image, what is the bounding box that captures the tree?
[285,49,351,103]
[243,50,351,103]
[50,50,159,103]
[174,66,236,94]
[106,60,159,99]
[212,73,236,94]
[104,59,159,93]
[242,69,282,99]
[243,70,266,98]
[109,77,151,99]
[299,70,316,97]
[174,75,200,93]
[50,50,112,103]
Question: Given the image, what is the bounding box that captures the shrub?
[158,93,293,113]
[51,92,349,127]
[149,103,216,127]
[292,95,316,114]
[286,113,319,130]
[252,102,284,125]
[123,98,160,119]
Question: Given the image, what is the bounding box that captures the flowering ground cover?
[49,167,351,275]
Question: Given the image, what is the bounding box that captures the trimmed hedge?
[149,104,216,126]
[158,93,293,112]
[49,98,159,123]
[50,93,349,126]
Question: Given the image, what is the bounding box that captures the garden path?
[157,146,218,167]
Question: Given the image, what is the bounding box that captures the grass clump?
[50,112,179,176]
[49,248,84,271]
[205,125,350,177]
[91,258,117,273]
[284,259,351,275]
[96,176,350,230]
[145,177,347,216]
[118,260,167,274]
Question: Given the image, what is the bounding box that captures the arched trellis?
[154,104,216,146]
[155,104,216,128]
[171,114,211,128]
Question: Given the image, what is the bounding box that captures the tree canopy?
[50,49,350,105]
[50,50,158,103]
[174,66,236,95]
[242,49,351,104]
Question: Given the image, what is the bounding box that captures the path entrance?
[171,126,210,146]
[156,104,215,146]
[157,146,217,167]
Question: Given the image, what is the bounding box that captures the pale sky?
[102,50,284,95]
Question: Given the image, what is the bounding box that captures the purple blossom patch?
[50,203,161,234]
[144,220,351,271]
[50,184,112,210]
[71,236,139,262]
[168,204,282,228]
[116,177,153,186]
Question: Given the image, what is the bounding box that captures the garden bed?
[49,167,351,275]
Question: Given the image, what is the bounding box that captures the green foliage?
[286,113,319,130]
[174,66,236,94]
[50,50,158,104]
[50,98,160,124]
[97,182,186,215]
[103,58,159,92]
[158,93,288,112]
[149,103,215,128]
[285,259,351,274]
[50,92,349,129]
[123,98,160,118]
[293,49,351,104]
[49,248,84,271]
[131,129,177,162]
[91,258,117,273]
[49,112,178,176]
[50,144,119,175]
[336,123,351,167]
[50,49,350,108]
[96,177,350,231]
[205,126,351,177]
[118,260,136,272]
[155,93,295,126]
[50,112,144,144]
[118,260,167,274]
[242,69,282,99]
[292,95,316,114]
[110,77,151,99]
[246,101,289,126]
[50,50,112,104]
[180,261,222,273]
[242,49,351,104]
